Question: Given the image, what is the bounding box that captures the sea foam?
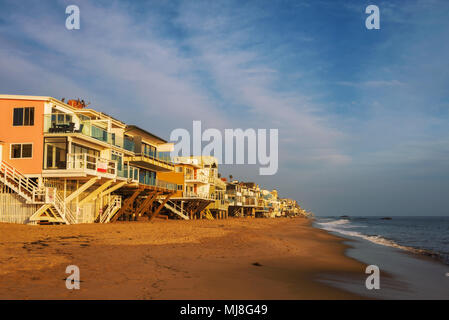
[315,219,426,255]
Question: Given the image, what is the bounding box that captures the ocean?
[314,216,449,265]
[313,216,449,299]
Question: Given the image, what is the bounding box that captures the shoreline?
[313,221,449,299]
[0,217,370,299]
[313,217,449,267]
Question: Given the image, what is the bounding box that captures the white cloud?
[336,80,404,88]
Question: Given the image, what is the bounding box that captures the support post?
[110,188,142,222]
[149,193,173,221]
[136,192,160,217]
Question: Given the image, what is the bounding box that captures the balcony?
[42,153,117,179]
[210,198,228,211]
[184,191,213,199]
[116,166,176,191]
[185,173,209,184]
[117,165,139,183]
[244,198,257,207]
[155,179,177,192]
[44,114,135,152]
[125,151,174,172]
[67,153,117,179]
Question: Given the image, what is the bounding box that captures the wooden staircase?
[0,160,44,204]
[202,208,214,220]
[157,199,189,220]
[99,195,122,223]
[1,160,75,225]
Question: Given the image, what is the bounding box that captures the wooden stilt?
[135,192,160,218]
[148,193,173,221]
[110,188,142,222]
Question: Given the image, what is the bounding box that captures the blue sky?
[1,0,448,216]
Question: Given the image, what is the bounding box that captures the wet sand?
[0,217,368,299]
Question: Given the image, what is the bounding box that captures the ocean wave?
[316,219,366,228]
[315,219,432,256]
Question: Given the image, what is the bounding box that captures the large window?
[71,144,100,170]
[143,143,156,157]
[71,144,100,157]
[139,169,156,186]
[44,138,67,169]
[13,107,34,126]
[10,143,33,159]
[51,112,72,124]
[111,151,123,172]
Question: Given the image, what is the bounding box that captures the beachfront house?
[156,156,220,220]
[0,95,176,225]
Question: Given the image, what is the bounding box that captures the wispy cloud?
[336,80,404,88]
[1,0,449,215]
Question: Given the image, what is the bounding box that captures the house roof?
[125,125,167,144]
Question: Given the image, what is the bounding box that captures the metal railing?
[184,191,214,199]
[160,199,189,220]
[156,179,177,191]
[53,191,76,224]
[185,173,209,183]
[100,195,122,223]
[67,153,117,178]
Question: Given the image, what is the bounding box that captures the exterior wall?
[0,191,40,224]
[0,98,45,175]
[158,171,184,197]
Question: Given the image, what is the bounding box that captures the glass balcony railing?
[155,179,176,191]
[138,177,176,191]
[116,165,176,191]
[138,150,172,164]
[44,114,170,163]
[44,114,135,152]
[117,165,139,181]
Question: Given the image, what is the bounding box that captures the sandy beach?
[0,217,368,299]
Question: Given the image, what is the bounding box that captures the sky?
[1,0,448,216]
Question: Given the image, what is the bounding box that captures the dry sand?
[0,217,368,299]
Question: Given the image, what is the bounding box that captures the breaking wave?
[315,219,429,255]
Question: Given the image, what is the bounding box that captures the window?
[53,113,71,124]
[142,142,156,157]
[177,184,183,191]
[22,144,32,158]
[13,107,34,126]
[71,143,100,170]
[71,144,100,157]
[111,151,123,172]
[10,143,33,159]
[44,138,67,169]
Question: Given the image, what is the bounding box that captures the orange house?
[0,94,178,225]
[0,96,47,176]
[158,168,184,197]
